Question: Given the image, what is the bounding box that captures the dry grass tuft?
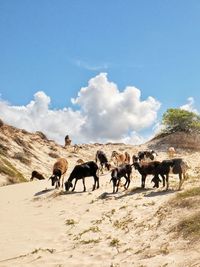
[13,136,28,148]
[174,212,200,241]
[0,156,26,183]
[65,219,77,226]
[176,187,200,199]
[13,152,31,165]
[48,152,59,158]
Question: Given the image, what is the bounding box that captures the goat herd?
[30,147,189,194]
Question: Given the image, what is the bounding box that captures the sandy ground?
[0,150,200,267]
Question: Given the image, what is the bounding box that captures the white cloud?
[180,97,199,114]
[72,73,161,142]
[74,59,109,71]
[0,91,85,145]
[0,73,161,145]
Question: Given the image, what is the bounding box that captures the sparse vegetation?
[109,238,120,247]
[0,156,26,183]
[31,248,55,254]
[169,187,200,208]
[80,238,100,245]
[36,131,48,140]
[13,136,28,148]
[48,152,59,158]
[113,215,134,231]
[0,143,9,156]
[13,152,31,165]
[79,226,100,237]
[175,212,200,240]
[176,187,200,199]
[65,219,77,226]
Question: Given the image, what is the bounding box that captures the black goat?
[132,161,164,188]
[154,158,189,190]
[110,164,132,193]
[95,150,111,174]
[30,170,45,181]
[138,150,157,162]
[65,161,99,192]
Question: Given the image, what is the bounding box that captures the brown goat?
[111,151,126,166]
[49,158,68,188]
[30,170,45,181]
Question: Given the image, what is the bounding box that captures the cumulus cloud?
[0,91,85,145]
[180,97,199,114]
[0,73,161,144]
[72,73,161,142]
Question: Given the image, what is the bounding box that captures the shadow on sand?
[112,187,152,200]
[34,188,54,196]
[108,187,177,200]
[144,188,176,197]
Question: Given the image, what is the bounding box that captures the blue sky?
[0,0,200,144]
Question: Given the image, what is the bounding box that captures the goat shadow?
[114,187,152,200]
[144,188,176,197]
[34,188,55,196]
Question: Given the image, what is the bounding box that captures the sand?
[0,146,200,267]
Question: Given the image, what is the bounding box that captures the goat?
[168,147,176,158]
[110,164,132,193]
[76,158,85,164]
[30,170,45,181]
[132,161,164,188]
[74,144,81,153]
[111,151,126,166]
[65,161,99,192]
[95,150,111,174]
[137,150,158,162]
[124,151,131,163]
[154,158,189,190]
[49,158,68,189]
[64,135,71,146]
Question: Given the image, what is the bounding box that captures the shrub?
[162,108,200,134]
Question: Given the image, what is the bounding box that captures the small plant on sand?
[109,238,120,249]
[80,238,100,245]
[31,248,55,254]
[113,211,134,231]
[91,218,103,225]
[119,205,127,210]
[79,226,100,237]
[65,219,77,226]
[48,152,59,158]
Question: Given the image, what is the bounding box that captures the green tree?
[162,108,200,133]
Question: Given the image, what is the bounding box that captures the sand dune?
[0,151,200,267]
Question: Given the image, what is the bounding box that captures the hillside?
[148,131,200,151]
[0,121,200,266]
